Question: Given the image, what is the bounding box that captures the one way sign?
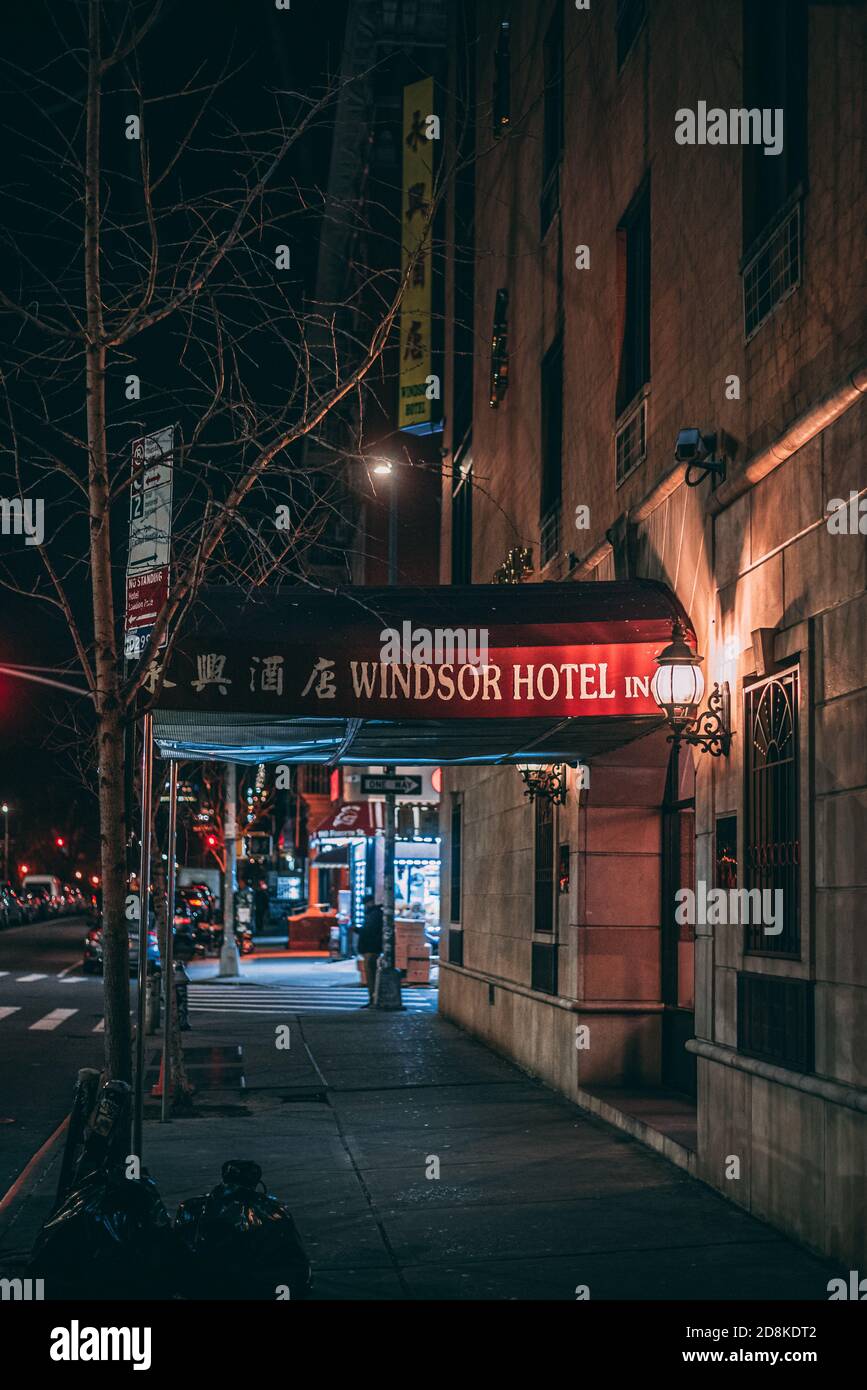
[361,774,422,796]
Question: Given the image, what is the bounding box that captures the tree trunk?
[85,0,129,1082]
[99,709,132,1083]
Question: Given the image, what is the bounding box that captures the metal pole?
[388,468,398,585]
[3,808,8,882]
[133,711,154,1162]
[160,760,178,1123]
[373,483,402,1009]
[219,762,241,977]
[374,768,402,1010]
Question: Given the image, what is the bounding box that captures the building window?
[616,0,647,69]
[541,2,564,234]
[540,335,563,565]
[743,199,801,340]
[615,394,647,487]
[451,445,473,584]
[449,796,462,923]
[534,796,555,934]
[493,19,511,138]
[616,179,651,421]
[743,668,800,956]
[741,0,807,336]
[302,766,330,795]
[716,815,738,891]
[737,973,814,1073]
[489,288,509,407]
[448,928,464,966]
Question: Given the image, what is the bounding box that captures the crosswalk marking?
[187,983,436,1016]
[58,976,87,984]
[17,974,48,982]
[0,1007,21,1021]
[0,971,8,978]
[93,1018,105,1032]
[29,1008,78,1031]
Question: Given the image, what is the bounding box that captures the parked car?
[23,889,50,922]
[82,910,201,975]
[0,886,26,929]
[285,902,336,952]
[180,883,216,924]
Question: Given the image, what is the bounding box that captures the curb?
[0,1116,68,1243]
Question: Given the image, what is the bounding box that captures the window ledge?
[687,1038,867,1114]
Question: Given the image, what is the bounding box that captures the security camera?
[676,428,726,487]
[674,428,712,464]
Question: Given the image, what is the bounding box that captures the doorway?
[660,743,696,1097]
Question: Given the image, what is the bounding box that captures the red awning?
[151,582,692,765]
[312,802,383,839]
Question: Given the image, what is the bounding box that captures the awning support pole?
[160,759,178,1123]
[374,765,403,1011]
[133,711,153,1162]
[219,761,241,977]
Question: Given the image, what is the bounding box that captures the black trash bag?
[29,1167,177,1300]
[174,1159,312,1300]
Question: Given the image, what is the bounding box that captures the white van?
[23,875,63,905]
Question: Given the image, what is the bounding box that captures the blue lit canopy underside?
[152,711,664,766]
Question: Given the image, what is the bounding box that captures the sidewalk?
[0,1002,843,1300]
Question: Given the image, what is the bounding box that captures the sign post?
[133,712,153,1163]
[160,760,178,1123]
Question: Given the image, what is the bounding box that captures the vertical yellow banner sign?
[399,76,434,432]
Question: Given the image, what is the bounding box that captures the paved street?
[0,917,103,1192]
[0,920,436,1194]
[0,960,843,1302]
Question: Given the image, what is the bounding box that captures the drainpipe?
[707,360,867,516]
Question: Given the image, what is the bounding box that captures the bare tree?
[0,0,434,1084]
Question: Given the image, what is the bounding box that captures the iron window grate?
[531,941,558,995]
[737,972,814,1073]
[744,669,800,955]
[615,395,646,486]
[743,202,801,340]
[540,503,561,567]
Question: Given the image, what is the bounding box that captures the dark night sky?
[0,0,350,860]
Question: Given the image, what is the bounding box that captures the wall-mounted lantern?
[651,619,732,757]
[517,762,568,805]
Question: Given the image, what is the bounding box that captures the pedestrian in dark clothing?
[357,900,383,1005]
[254,880,269,936]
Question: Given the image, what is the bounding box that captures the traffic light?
[55,837,65,848]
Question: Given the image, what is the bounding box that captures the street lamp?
[368,456,403,1009]
[1,804,9,882]
[651,619,732,757]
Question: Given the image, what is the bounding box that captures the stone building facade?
[438,0,866,1268]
